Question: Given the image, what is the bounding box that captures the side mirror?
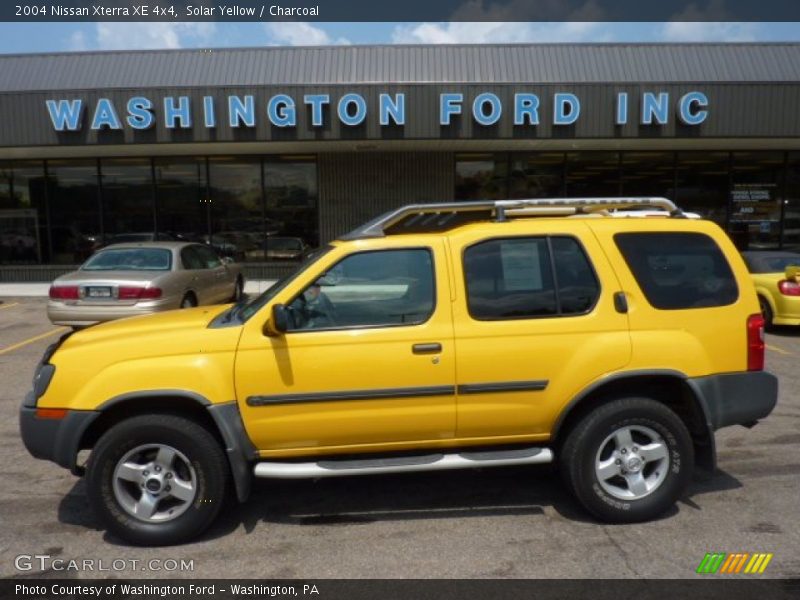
[264,303,289,336]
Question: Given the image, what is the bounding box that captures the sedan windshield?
[82,248,173,271]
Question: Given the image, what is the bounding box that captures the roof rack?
[341,197,685,240]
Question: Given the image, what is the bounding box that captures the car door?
[450,221,632,441]
[235,240,456,455]
[180,245,215,304]
[193,244,230,302]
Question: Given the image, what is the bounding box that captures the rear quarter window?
[614,232,738,309]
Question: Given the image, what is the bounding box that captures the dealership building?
[1,42,799,281]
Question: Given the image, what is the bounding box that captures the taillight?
[778,279,800,296]
[118,286,163,300]
[48,285,79,300]
[747,313,765,371]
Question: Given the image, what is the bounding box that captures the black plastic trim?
[97,389,211,410]
[19,406,100,472]
[686,371,778,431]
[457,380,549,395]
[247,385,456,406]
[207,401,257,503]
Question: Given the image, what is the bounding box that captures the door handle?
[614,291,629,314]
[412,343,442,354]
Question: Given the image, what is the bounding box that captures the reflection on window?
[785,153,800,251]
[209,157,262,262]
[621,152,675,198]
[566,152,620,197]
[676,152,728,226]
[155,158,208,245]
[102,158,154,245]
[3,161,46,264]
[509,153,564,198]
[455,154,508,200]
[46,160,100,264]
[287,249,435,331]
[730,152,784,251]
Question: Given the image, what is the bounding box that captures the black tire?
[759,296,774,331]
[230,277,244,302]
[560,397,693,523]
[86,414,229,546]
[180,293,197,309]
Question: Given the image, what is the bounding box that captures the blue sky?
[0,22,799,53]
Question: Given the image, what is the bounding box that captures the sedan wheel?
[180,294,197,309]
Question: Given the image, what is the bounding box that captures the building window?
[455,154,508,200]
[263,157,318,262]
[509,153,564,198]
[566,152,620,197]
[154,157,208,243]
[101,158,155,245]
[621,152,676,198]
[675,152,729,227]
[208,157,264,262]
[785,152,800,251]
[0,162,43,264]
[730,152,784,251]
[45,159,100,264]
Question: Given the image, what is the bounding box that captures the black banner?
[4,1,800,22]
[4,579,800,600]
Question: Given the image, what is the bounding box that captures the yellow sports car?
[742,251,800,327]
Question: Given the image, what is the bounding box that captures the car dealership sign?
[45,90,709,132]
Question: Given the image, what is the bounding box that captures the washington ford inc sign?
[45,90,709,131]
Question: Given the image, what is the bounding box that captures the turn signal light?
[35,408,67,420]
[747,313,765,372]
[118,286,163,300]
[48,285,79,300]
[778,279,800,296]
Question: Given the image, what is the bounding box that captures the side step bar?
[253,447,553,479]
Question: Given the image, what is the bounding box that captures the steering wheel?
[286,295,309,329]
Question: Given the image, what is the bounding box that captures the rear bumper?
[47,298,179,326]
[688,371,778,431]
[19,395,100,474]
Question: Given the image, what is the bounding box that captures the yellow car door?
[449,221,632,442]
[235,240,456,457]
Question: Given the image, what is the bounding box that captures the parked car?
[22,197,777,545]
[742,250,800,327]
[47,242,244,327]
[245,236,309,261]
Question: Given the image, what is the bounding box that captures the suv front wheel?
[86,414,229,546]
[560,397,694,523]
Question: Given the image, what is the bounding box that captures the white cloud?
[94,22,217,51]
[263,23,350,46]
[658,22,760,42]
[67,30,88,51]
[391,22,610,44]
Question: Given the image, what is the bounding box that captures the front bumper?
[688,371,778,431]
[19,393,100,474]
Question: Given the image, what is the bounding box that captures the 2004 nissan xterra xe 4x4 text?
[20,197,778,546]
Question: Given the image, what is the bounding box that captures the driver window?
[285,248,435,331]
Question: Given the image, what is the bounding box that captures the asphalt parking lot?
[0,296,798,580]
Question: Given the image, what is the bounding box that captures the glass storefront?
[455,151,800,251]
[0,156,319,266]
[3,151,800,269]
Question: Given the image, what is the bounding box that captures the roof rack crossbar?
[342,197,683,239]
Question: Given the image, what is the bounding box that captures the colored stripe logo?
[697,552,773,574]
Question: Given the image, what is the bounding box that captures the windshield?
[82,248,173,271]
[235,246,333,322]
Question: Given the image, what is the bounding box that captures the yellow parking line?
[766,343,791,356]
[0,327,68,356]
[0,302,20,310]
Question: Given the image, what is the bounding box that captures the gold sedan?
[47,242,245,327]
[742,251,800,328]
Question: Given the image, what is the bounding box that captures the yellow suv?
[20,198,778,545]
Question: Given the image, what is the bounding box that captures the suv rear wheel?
[86,414,228,546]
[560,397,693,522]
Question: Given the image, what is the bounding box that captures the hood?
[58,303,240,360]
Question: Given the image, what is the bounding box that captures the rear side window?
[615,232,738,309]
[464,236,599,320]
